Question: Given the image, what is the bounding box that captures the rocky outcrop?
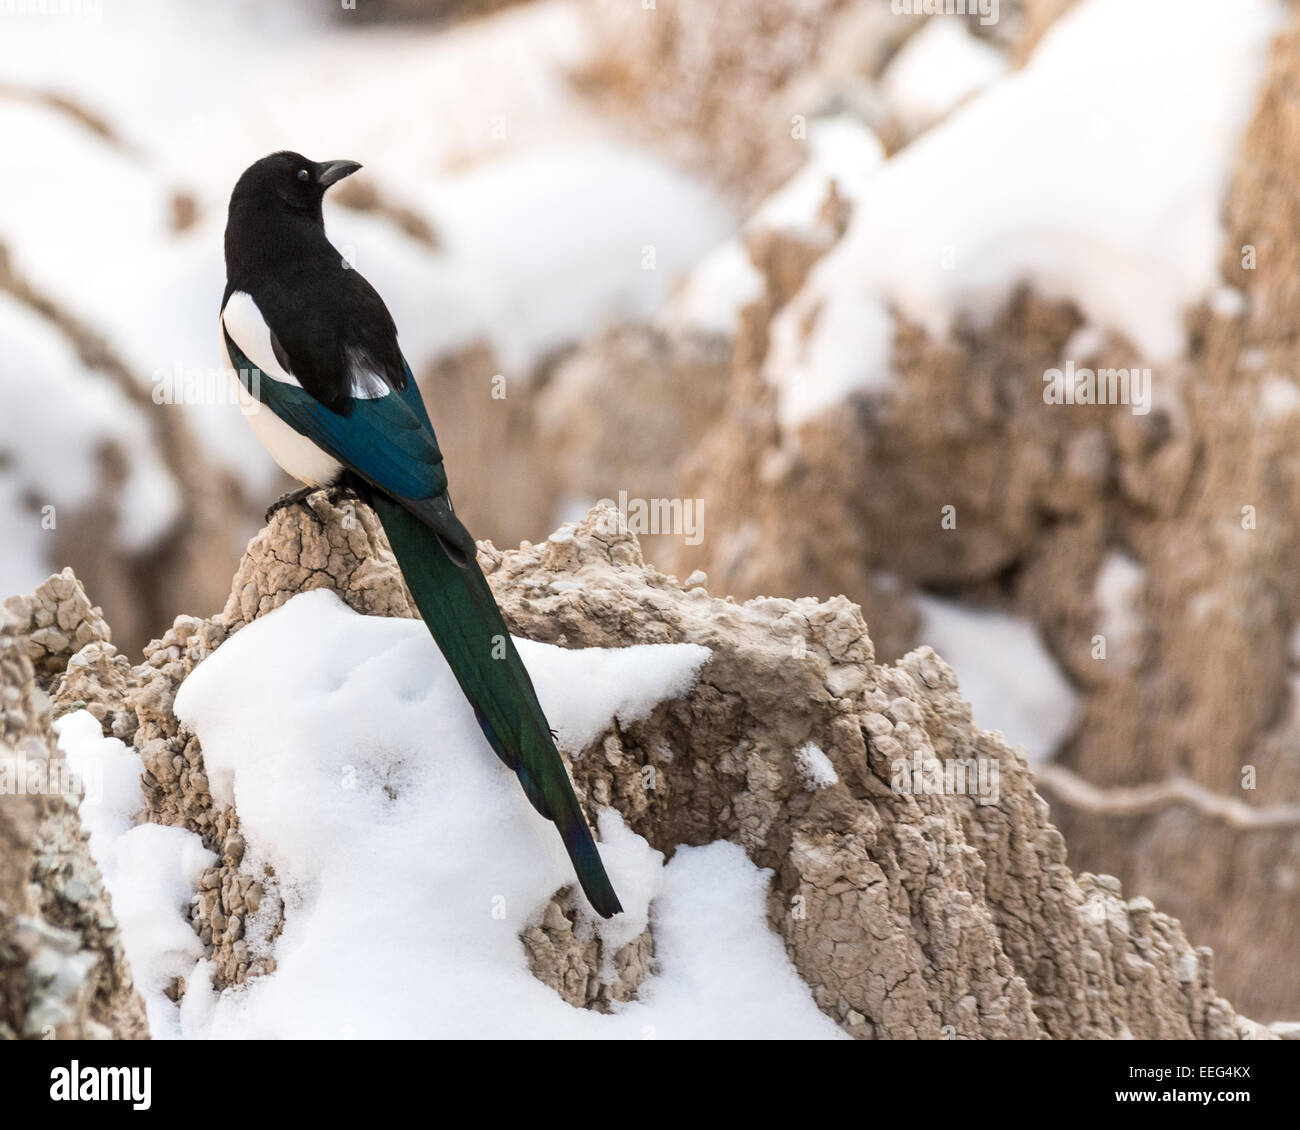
[0,0,1076,668]
[578,0,856,203]
[0,575,147,1039]
[577,0,1036,203]
[615,1,1300,1024]
[477,505,1266,1038]
[6,498,1273,1039]
[521,887,654,1012]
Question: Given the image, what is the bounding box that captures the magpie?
[219,152,622,918]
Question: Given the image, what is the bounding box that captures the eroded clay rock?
[521,888,653,1012]
[42,501,1271,1037]
[578,0,857,203]
[641,3,1300,1025]
[9,497,1275,1038]
[3,567,112,682]
[0,599,147,1039]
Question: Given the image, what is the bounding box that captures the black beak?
[316,160,362,188]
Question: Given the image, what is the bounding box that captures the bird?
[219,151,622,918]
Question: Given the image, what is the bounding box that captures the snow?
[1258,373,1300,419]
[163,1,601,212]
[1210,286,1247,319]
[766,0,1283,428]
[0,1,310,161]
[880,19,1009,136]
[0,293,182,594]
[0,100,172,327]
[915,593,1078,764]
[1093,551,1146,661]
[56,712,144,858]
[794,742,839,790]
[54,711,216,1041]
[661,116,883,338]
[57,591,838,1038]
[515,637,711,754]
[750,117,886,233]
[661,240,765,339]
[0,485,47,599]
[423,143,734,377]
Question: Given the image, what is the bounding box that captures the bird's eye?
[297,169,309,182]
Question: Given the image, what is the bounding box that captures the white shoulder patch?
[221,290,303,389]
[345,346,393,400]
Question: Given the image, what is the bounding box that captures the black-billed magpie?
[220,152,621,918]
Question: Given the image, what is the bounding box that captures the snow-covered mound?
[766,0,1283,426]
[3,498,1263,1041]
[57,590,840,1039]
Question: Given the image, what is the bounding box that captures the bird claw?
[264,486,316,525]
[264,483,362,530]
[324,483,358,508]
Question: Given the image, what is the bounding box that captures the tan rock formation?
[0,576,147,1039]
[7,498,1272,1039]
[577,0,857,203]
[636,0,1300,1025]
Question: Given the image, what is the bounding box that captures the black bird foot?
[264,486,318,525]
[324,483,358,508]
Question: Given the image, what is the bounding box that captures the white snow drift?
[766,0,1284,427]
[57,591,842,1039]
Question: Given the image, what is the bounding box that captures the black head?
[229,151,362,223]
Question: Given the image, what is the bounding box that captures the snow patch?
[767,0,1283,427]
[1094,551,1146,660]
[794,742,839,790]
[57,590,840,1039]
[880,18,1009,136]
[516,636,712,753]
[55,711,216,1040]
[915,594,1078,763]
[0,293,182,593]
[661,116,883,338]
[1259,374,1300,419]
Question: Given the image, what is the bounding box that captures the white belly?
[220,325,342,488]
[242,386,343,487]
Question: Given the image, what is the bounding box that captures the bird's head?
[229,151,362,221]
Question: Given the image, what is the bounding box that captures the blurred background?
[1,0,1297,1021]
